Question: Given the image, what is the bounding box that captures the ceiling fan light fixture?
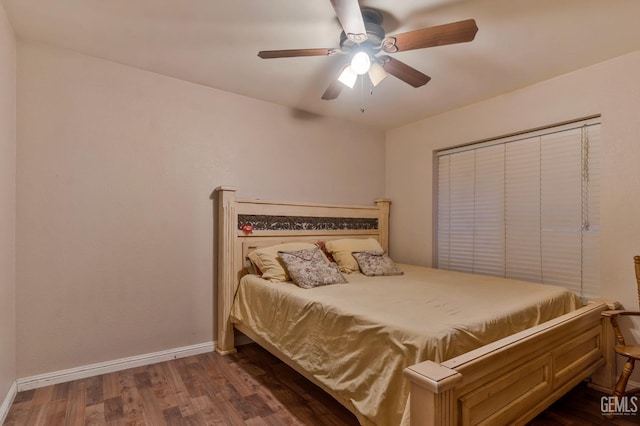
[338,65,358,88]
[257,6,478,101]
[350,51,371,75]
[368,62,388,87]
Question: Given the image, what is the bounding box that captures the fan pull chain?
[360,75,365,113]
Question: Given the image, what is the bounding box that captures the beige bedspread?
[230,264,580,426]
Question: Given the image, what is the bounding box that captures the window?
[436,119,600,299]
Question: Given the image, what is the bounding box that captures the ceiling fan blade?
[329,0,367,43]
[383,19,478,53]
[258,48,339,59]
[380,56,431,88]
[321,79,344,100]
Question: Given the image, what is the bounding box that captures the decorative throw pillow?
[352,251,404,277]
[278,247,347,289]
[248,242,316,282]
[324,238,385,273]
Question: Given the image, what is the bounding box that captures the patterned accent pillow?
[278,247,347,289]
[352,251,404,277]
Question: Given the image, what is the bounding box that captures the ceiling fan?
[257,0,478,100]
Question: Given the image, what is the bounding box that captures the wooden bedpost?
[591,300,623,393]
[375,198,391,253]
[214,186,238,355]
[404,361,462,426]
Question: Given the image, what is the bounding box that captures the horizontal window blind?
[437,119,601,299]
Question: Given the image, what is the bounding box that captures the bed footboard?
[404,301,613,426]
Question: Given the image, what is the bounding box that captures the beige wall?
[0,1,16,407]
[386,49,640,311]
[16,41,385,377]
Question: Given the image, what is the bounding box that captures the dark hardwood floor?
[4,343,639,425]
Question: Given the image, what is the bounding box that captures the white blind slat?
[473,145,505,276]
[437,156,451,269]
[505,137,542,283]
[448,151,475,273]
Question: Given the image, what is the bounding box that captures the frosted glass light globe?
[351,52,371,75]
[338,65,358,88]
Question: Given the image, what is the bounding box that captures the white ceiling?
[4,0,640,130]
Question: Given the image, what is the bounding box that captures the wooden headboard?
[213,186,391,355]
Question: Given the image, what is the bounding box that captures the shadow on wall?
[289,108,325,121]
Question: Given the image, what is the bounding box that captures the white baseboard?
[16,341,215,392]
[0,381,17,425]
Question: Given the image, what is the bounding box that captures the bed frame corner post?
[375,198,391,253]
[589,301,621,393]
[404,361,461,426]
[214,186,238,355]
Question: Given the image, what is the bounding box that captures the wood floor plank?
[12,389,35,404]
[161,360,197,418]
[3,402,33,425]
[23,403,47,426]
[119,371,147,424]
[85,376,103,407]
[190,393,226,423]
[84,402,105,426]
[64,380,86,425]
[31,386,54,406]
[211,389,252,425]
[245,416,271,426]
[255,411,294,426]
[5,343,638,425]
[133,372,152,390]
[148,369,177,413]
[160,405,182,424]
[103,396,124,422]
[44,400,67,425]
[51,381,70,401]
[217,383,264,421]
[181,360,208,399]
[138,387,167,426]
[102,371,120,400]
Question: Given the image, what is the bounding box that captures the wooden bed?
[212,186,617,426]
